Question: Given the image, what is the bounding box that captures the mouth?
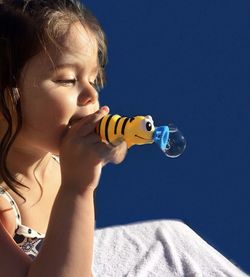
[134,134,153,142]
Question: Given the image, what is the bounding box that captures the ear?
[12,87,20,103]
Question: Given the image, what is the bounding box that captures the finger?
[104,140,128,165]
[83,132,103,144]
[71,106,109,128]
[111,137,125,146]
[71,106,110,136]
[89,106,110,124]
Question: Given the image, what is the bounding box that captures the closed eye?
[55,79,101,91]
[55,79,77,86]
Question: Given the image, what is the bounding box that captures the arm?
[0,187,95,277]
[0,108,126,277]
[0,221,31,277]
[29,107,127,277]
[28,186,95,277]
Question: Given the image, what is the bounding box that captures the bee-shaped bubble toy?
[96,114,186,158]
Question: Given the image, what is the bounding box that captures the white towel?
[93,220,249,277]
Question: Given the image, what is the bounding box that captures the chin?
[48,140,61,156]
[51,150,60,156]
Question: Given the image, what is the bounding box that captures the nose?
[77,83,98,106]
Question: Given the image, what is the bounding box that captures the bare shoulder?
[0,183,16,237]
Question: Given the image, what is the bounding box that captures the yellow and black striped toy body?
[96,114,155,148]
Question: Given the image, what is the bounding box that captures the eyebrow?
[50,63,99,75]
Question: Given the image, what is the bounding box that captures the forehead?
[47,22,98,68]
[20,22,98,84]
[56,22,98,61]
[35,22,98,70]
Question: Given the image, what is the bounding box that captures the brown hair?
[0,0,107,199]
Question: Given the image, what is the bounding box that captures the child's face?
[17,22,100,155]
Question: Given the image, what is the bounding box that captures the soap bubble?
[164,123,186,158]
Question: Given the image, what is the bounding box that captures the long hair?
[0,0,107,199]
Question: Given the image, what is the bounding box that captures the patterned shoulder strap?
[0,186,22,231]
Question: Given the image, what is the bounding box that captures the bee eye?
[146,121,152,131]
[141,118,155,132]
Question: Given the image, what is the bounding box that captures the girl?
[0,0,127,276]
[0,1,248,277]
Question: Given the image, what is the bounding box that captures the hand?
[59,107,127,192]
[102,137,128,166]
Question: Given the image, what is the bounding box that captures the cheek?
[19,92,75,153]
[21,88,75,136]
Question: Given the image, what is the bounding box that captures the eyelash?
[55,79,76,86]
[90,81,100,92]
[55,79,100,91]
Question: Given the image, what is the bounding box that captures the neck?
[6,144,53,189]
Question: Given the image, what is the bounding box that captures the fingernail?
[101,106,109,113]
[113,137,125,146]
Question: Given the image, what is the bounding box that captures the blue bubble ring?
[153,126,169,151]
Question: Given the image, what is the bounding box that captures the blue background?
[84,0,250,274]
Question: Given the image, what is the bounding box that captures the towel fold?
[93,220,248,277]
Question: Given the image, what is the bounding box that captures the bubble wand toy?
[96,114,186,158]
